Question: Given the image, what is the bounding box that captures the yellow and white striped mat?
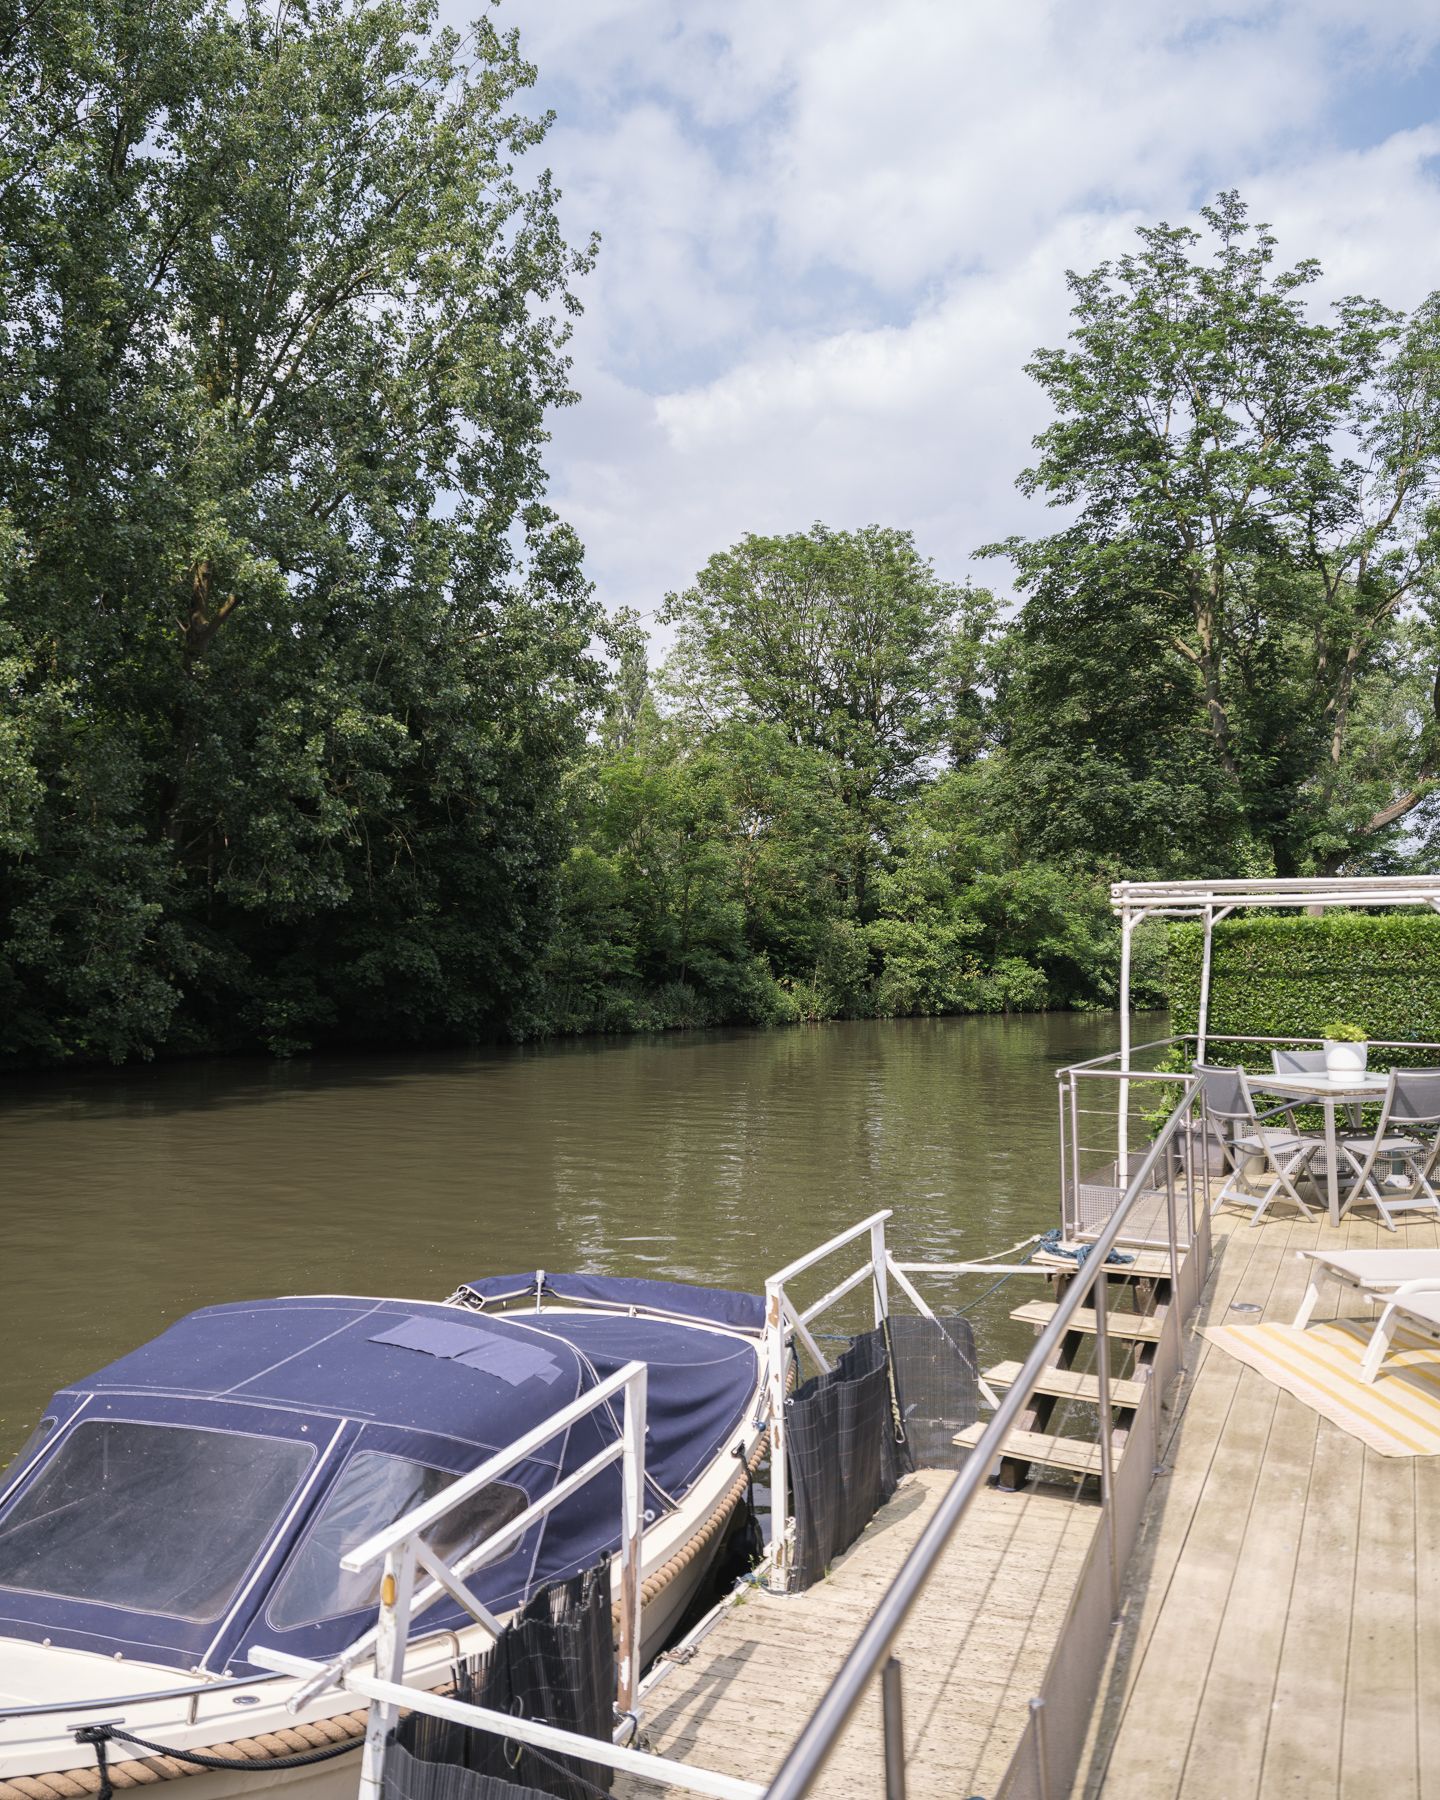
[1202,1319,1440,1456]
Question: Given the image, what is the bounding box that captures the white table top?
[1250,1069,1392,1098]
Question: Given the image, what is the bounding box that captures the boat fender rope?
[74,1723,360,1779]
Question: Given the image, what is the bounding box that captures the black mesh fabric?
[386,1560,614,1800]
[785,1312,984,1590]
[888,1312,980,1471]
[785,1326,905,1591]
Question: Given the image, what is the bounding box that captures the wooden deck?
[616,1471,1099,1798]
[1082,1207,1440,1799]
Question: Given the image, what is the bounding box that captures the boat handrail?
[1059,1031,1440,1074]
[0,1670,280,1723]
[760,1073,1205,1799]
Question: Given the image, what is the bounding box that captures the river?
[0,1011,1141,1459]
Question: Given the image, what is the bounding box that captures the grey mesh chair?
[1195,1064,1322,1226]
[1271,1045,1363,1129]
[1337,1070,1440,1231]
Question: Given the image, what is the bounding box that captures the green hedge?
[1167,913,1440,1060]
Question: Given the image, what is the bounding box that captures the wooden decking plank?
[617,1474,1095,1800]
[1412,1450,1440,1800]
[955,1423,1106,1475]
[984,1359,1150,1407]
[1257,1420,1363,1800]
[1341,1451,1419,1800]
[1095,1321,1282,1796]
[1178,1383,1319,1797]
[1010,1299,1166,1341]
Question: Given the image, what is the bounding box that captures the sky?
[469,1,1440,643]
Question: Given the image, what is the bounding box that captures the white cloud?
[480,0,1440,641]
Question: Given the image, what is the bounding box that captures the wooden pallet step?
[953,1424,1105,1476]
[1031,1245,1175,1279]
[1009,1299,1165,1342]
[983,1360,1149,1408]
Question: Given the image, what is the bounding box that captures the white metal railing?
[247,1357,770,1800]
[760,1074,1207,1799]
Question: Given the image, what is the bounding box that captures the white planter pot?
[1324,1039,1368,1075]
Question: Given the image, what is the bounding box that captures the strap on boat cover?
[387,1559,614,1800]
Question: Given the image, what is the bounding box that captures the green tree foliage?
[0,0,602,1062]
[661,524,997,914]
[528,531,1140,1036]
[988,193,1440,878]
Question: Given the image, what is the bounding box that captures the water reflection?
[0,1013,1145,1456]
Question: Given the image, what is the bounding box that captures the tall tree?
[987,193,1440,876]
[661,524,995,911]
[0,0,601,1062]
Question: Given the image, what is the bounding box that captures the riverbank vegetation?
[3,2,1438,1065]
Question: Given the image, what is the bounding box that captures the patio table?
[1247,1069,1391,1226]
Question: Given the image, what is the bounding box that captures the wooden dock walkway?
[617,1470,1099,1798]
[1082,1209,1440,1800]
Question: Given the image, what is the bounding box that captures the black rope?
[76,1720,363,1777]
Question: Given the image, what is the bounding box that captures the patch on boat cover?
[370,1316,563,1387]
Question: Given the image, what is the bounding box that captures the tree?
[0,0,601,1062]
[661,524,996,912]
[986,193,1440,877]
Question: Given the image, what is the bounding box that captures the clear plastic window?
[0,1420,313,1621]
[1,1418,55,1485]
[269,1450,527,1629]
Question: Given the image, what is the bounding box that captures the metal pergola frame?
[1113,875,1440,1151]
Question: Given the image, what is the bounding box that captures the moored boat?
[0,1271,769,1800]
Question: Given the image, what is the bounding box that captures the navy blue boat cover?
[456,1271,765,1335]
[0,1291,760,1677]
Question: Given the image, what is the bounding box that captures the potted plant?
[1321,1019,1368,1075]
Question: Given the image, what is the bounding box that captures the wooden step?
[1009,1299,1165,1342]
[983,1360,1149,1408]
[1031,1245,1175,1279]
[953,1424,1105,1476]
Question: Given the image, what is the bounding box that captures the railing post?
[358,1541,415,1800]
[1029,1695,1052,1800]
[765,1279,790,1592]
[870,1217,889,1329]
[1093,1271,1120,1619]
[1058,1075,1071,1236]
[881,1657,907,1800]
[1069,1072,1082,1232]
[616,1364,648,1716]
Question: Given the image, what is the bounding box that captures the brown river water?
[0,1011,1141,1462]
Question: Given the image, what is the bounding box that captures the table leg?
[1324,1097,1339,1227]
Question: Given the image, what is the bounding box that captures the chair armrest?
[1384,1278,1440,1302]
[1253,1100,1301,1124]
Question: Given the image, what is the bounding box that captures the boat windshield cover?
[455,1271,764,1335]
[0,1420,312,1621]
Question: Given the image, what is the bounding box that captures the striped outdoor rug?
[1202,1319,1440,1456]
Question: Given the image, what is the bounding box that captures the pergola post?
[1196,906,1214,1066]
[1117,909,1135,1168]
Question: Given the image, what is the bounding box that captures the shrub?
[1168,913,1440,1059]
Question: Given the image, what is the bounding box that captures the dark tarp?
[387,1560,614,1800]
[785,1327,905,1592]
[785,1313,982,1590]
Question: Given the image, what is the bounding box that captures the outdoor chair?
[1271,1046,1363,1127]
[1194,1064,1322,1227]
[1335,1070,1440,1231]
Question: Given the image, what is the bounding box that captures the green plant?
[1320,1020,1367,1042]
[1167,914,1440,1071]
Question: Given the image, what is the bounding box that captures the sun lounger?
[1292,1248,1440,1329]
[1358,1279,1440,1384]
